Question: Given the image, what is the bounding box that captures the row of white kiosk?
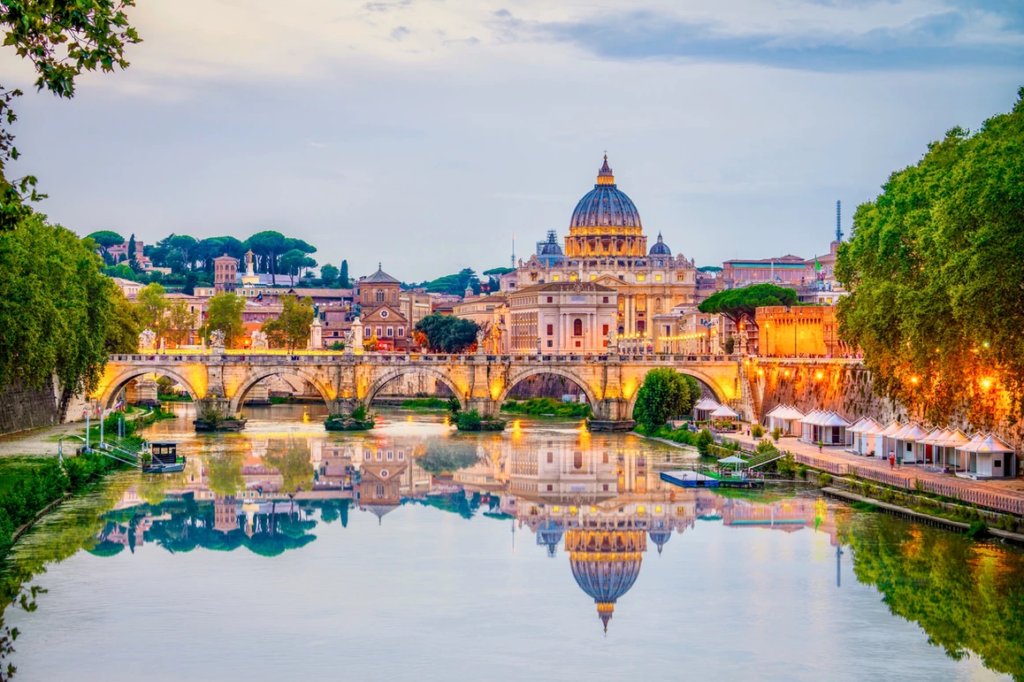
[693,398,739,422]
[762,404,1017,480]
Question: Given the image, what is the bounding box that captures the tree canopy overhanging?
[835,87,1024,424]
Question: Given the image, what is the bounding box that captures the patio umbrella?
[710,404,739,419]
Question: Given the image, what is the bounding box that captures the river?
[2,404,1022,681]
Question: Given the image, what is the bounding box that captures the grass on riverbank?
[634,423,714,453]
[0,451,125,562]
[502,398,591,418]
[399,397,451,410]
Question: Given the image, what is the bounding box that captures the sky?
[1,0,1022,281]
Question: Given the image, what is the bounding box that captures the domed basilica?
[501,156,698,337]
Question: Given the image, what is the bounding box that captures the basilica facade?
[501,156,699,337]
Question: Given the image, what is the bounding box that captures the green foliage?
[0,215,119,414]
[724,337,735,354]
[695,428,715,455]
[319,263,339,287]
[503,397,591,418]
[263,442,314,494]
[698,284,799,322]
[836,89,1024,422]
[328,340,344,351]
[0,0,141,231]
[279,248,316,286]
[414,313,480,353]
[818,472,833,486]
[339,259,350,288]
[244,231,287,284]
[415,268,479,296]
[775,453,799,478]
[415,447,480,476]
[104,288,140,354]
[399,397,450,410]
[262,295,314,349]
[455,409,505,431]
[632,368,701,431]
[86,230,124,250]
[751,424,764,438]
[771,426,782,442]
[850,501,879,512]
[205,292,246,348]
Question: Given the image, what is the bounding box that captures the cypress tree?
[339,260,350,288]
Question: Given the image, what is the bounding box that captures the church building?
[501,156,699,337]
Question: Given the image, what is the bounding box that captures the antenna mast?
[836,200,843,242]
[511,234,516,269]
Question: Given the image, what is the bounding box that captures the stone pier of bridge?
[92,352,748,432]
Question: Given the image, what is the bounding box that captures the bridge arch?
[624,368,726,421]
[229,368,336,415]
[364,366,467,410]
[97,367,201,408]
[496,367,600,408]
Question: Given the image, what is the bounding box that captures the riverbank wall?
[750,358,1024,452]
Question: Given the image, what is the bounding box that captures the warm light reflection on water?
[2,404,1022,682]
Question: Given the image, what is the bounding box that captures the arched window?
[573,319,583,336]
[375,289,384,303]
[574,451,583,469]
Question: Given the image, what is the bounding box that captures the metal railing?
[108,352,745,365]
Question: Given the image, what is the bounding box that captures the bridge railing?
[108,352,745,365]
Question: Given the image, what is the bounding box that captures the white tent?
[710,404,739,420]
[934,429,970,471]
[694,398,720,421]
[897,423,929,463]
[848,418,881,455]
[874,421,904,460]
[956,433,1016,479]
[915,428,949,465]
[766,405,804,436]
[819,412,852,446]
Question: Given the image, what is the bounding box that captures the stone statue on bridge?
[476,328,486,354]
[250,329,268,350]
[210,330,226,351]
[138,329,156,352]
[607,328,616,351]
[344,329,355,355]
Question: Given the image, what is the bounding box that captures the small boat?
[143,441,186,474]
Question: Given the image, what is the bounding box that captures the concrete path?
[729,432,1024,508]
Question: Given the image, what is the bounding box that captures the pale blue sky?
[2,0,1021,280]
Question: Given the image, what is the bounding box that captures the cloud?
[365,0,412,12]
[390,25,412,41]
[491,2,1024,71]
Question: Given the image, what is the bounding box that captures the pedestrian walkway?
[730,432,1024,516]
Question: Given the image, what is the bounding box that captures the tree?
[698,284,799,327]
[320,263,339,288]
[127,232,137,270]
[0,214,120,415]
[836,88,1024,425]
[0,1,141,232]
[262,295,314,349]
[86,230,124,258]
[205,292,245,348]
[135,282,169,341]
[104,288,140,354]
[278,248,310,286]
[414,313,479,353]
[168,235,197,271]
[165,300,196,347]
[245,231,287,284]
[632,368,701,431]
[415,268,479,296]
[339,260,350,288]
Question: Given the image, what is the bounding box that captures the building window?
[376,327,382,337]
[677,272,685,281]
[364,327,371,337]
[655,274,662,282]
[637,274,646,282]
[386,327,393,337]
[547,453,553,463]
[602,324,609,335]
[553,275,560,282]
[546,296,553,303]
[590,274,596,281]
[546,324,553,336]
[397,327,405,337]
[602,297,609,303]
[546,484,553,491]
[376,484,385,496]
[602,484,609,491]
[547,340,553,347]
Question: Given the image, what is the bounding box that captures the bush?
[502,398,591,418]
[775,453,798,478]
[818,472,833,486]
[695,428,715,456]
[772,427,782,442]
[751,424,764,438]
[455,409,506,431]
[633,368,701,431]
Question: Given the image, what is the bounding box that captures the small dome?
[649,233,671,256]
[539,234,564,257]
[569,156,642,230]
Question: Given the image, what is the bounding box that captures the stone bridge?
[93,351,749,430]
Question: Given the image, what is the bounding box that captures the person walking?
[889,452,895,470]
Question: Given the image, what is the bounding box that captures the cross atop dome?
[596,154,615,186]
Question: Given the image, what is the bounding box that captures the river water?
[3,404,1023,681]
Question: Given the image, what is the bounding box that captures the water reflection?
[3,409,1023,682]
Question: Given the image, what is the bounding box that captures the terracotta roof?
[362,267,400,284]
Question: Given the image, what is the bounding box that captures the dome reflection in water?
[2,405,1022,682]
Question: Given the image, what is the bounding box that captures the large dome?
[569,156,642,230]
